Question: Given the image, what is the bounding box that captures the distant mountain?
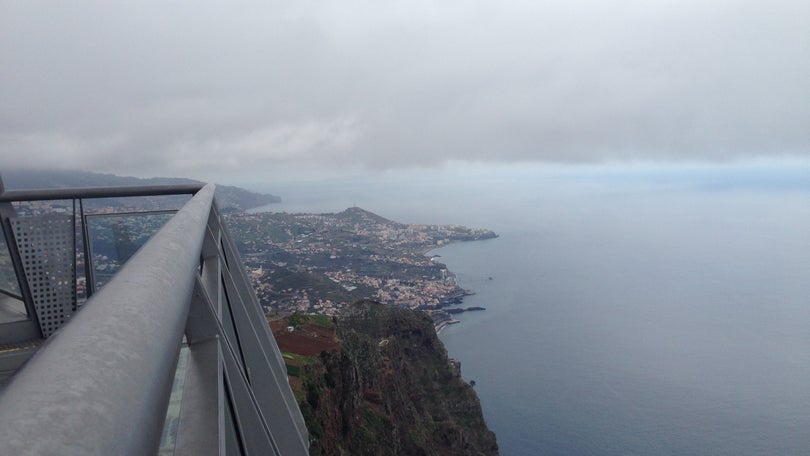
[335,206,395,225]
[0,169,280,210]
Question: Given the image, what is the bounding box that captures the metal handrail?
[0,184,215,455]
[0,183,204,202]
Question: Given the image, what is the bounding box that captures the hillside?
[0,169,280,210]
[271,301,499,455]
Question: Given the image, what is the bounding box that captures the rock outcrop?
[272,300,498,455]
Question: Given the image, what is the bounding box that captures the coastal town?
[9,186,496,329]
[224,206,496,327]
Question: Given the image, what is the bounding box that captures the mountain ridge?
[0,169,280,210]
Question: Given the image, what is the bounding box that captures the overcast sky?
[2,0,809,183]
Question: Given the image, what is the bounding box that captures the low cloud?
[2,0,808,180]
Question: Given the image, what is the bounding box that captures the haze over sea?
[254,163,810,455]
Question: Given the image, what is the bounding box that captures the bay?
[253,163,810,455]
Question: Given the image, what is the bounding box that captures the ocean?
[251,163,810,455]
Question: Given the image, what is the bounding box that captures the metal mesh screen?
[11,215,76,337]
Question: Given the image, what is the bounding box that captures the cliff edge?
[271,300,498,455]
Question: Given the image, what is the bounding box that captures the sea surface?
[252,163,810,455]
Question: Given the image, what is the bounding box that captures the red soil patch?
[269,319,339,356]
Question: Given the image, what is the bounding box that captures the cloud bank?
[2,0,808,181]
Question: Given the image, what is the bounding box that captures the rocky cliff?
[271,301,498,455]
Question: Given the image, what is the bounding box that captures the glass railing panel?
[86,211,174,291]
[0,228,26,324]
[158,342,189,455]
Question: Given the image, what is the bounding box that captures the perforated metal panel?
[11,215,76,338]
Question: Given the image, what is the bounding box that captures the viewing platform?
[0,179,308,455]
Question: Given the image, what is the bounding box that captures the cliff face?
[272,301,498,455]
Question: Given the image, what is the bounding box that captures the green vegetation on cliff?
[271,301,498,455]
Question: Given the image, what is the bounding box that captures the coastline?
[435,319,461,334]
[239,203,497,331]
[426,236,497,333]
